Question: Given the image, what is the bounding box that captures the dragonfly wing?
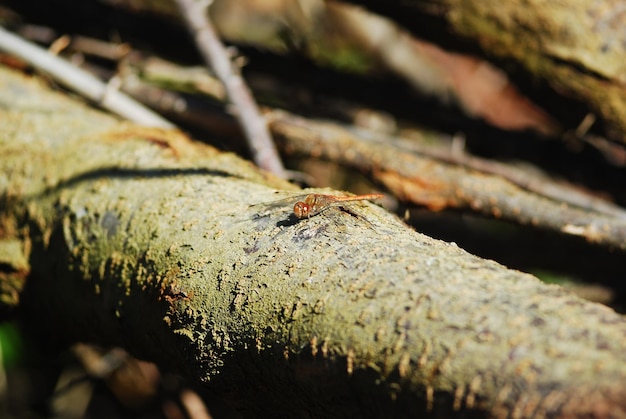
[249,194,310,215]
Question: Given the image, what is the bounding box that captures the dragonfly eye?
[293,202,310,219]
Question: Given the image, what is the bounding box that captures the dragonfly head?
[293,202,311,219]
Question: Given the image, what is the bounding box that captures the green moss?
[0,322,24,366]
[310,44,375,74]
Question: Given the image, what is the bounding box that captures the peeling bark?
[2,66,626,418]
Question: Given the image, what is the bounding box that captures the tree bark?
[2,65,626,418]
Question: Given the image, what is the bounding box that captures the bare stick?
[0,26,174,129]
[173,0,287,179]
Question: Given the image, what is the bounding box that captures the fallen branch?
[2,65,626,418]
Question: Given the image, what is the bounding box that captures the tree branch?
[0,26,174,129]
[173,0,287,178]
[2,65,626,417]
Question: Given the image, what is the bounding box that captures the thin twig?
[0,26,174,129]
[173,0,287,179]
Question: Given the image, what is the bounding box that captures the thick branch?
[348,0,626,143]
[2,65,626,417]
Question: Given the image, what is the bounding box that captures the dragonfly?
[293,193,384,219]
[252,192,384,220]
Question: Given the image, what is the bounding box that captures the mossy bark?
[1,66,626,417]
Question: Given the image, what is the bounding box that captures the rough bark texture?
[2,66,626,418]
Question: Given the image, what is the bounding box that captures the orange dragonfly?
[292,193,384,219]
[252,192,384,220]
